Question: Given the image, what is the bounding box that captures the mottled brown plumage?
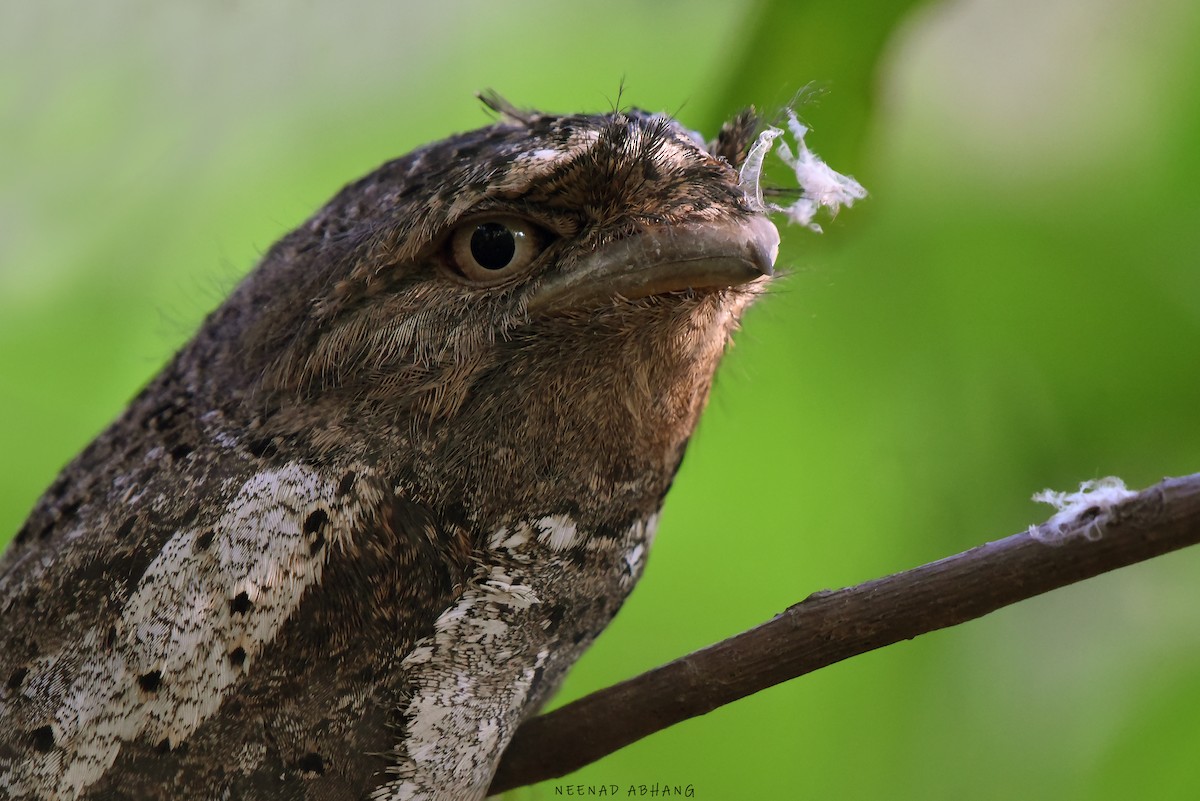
[0,97,777,800]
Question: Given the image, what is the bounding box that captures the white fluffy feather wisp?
[738,110,868,231]
[1029,477,1136,542]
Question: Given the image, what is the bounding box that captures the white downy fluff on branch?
[738,110,867,232]
[1029,477,1136,542]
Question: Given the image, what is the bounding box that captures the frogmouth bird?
[0,96,780,800]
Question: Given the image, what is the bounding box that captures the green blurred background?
[3,0,1199,798]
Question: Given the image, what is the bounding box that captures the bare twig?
[490,473,1200,794]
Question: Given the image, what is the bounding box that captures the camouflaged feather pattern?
[0,100,773,800]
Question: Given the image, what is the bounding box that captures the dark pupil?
[470,222,516,270]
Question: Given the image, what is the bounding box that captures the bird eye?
[446,216,544,285]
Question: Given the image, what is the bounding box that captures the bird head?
[200,99,779,520]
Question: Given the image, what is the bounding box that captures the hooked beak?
[527,215,779,313]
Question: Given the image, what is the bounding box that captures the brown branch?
[490,472,1200,794]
